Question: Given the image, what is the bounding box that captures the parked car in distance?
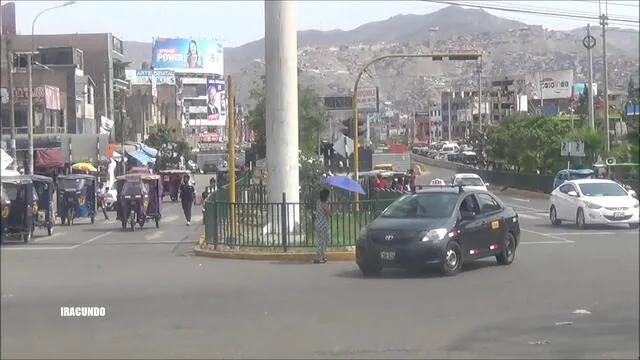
[552,168,595,189]
[549,179,639,229]
[451,173,489,191]
[356,186,520,277]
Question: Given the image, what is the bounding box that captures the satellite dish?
[605,158,616,166]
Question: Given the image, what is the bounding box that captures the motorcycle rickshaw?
[117,175,149,231]
[1,176,38,242]
[158,170,190,201]
[25,174,56,236]
[56,174,97,226]
[140,174,163,228]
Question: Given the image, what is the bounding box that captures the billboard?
[573,82,598,99]
[356,87,379,112]
[152,37,223,74]
[535,70,574,100]
[205,76,226,127]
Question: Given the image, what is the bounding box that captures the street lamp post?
[352,53,481,207]
[27,1,76,174]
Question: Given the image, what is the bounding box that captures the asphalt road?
[2,172,638,359]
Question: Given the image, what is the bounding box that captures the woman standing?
[314,188,331,264]
[186,40,202,68]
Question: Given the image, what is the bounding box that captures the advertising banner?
[3,86,60,110]
[127,70,176,86]
[205,76,226,127]
[535,70,574,100]
[152,37,223,74]
[356,87,379,112]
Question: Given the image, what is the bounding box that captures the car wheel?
[576,208,586,229]
[549,205,562,226]
[441,242,463,276]
[358,262,382,277]
[496,232,517,265]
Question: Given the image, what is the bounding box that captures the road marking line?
[521,228,575,243]
[69,232,113,249]
[546,232,617,236]
[520,241,572,245]
[517,213,542,220]
[145,231,165,240]
[1,246,74,251]
[511,198,531,202]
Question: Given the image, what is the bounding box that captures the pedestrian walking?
[179,174,196,225]
[314,188,331,264]
[97,185,110,221]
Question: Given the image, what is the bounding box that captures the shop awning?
[126,149,155,166]
[35,148,64,169]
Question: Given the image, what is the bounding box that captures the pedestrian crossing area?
[517,211,549,220]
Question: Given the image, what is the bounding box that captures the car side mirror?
[485,182,490,186]
[628,190,637,198]
[460,211,476,221]
[567,190,578,197]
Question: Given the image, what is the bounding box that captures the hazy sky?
[10,0,640,47]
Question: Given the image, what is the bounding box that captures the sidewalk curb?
[194,247,356,261]
[195,235,355,261]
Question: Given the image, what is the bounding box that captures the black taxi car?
[356,185,520,276]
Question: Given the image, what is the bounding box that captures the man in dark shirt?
[179,174,196,225]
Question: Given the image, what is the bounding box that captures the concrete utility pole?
[447,91,453,141]
[600,13,610,152]
[5,39,17,169]
[477,58,483,133]
[264,0,300,225]
[584,24,596,129]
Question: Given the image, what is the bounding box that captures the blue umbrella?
[321,175,366,195]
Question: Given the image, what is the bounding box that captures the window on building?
[87,86,93,105]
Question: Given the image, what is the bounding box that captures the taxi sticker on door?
[491,220,500,230]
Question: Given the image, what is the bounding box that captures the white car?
[451,173,489,191]
[549,179,640,229]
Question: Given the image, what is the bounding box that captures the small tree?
[145,125,191,169]
[248,76,326,157]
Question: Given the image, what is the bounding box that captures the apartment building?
[5,33,129,136]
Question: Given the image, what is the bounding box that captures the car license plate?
[67,197,73,202]
[614,212,625,218]
[380,251,396,261]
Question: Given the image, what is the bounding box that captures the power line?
[424,0,640,24]
[583,0,639,8]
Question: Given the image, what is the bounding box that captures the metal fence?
[203,181,402,251]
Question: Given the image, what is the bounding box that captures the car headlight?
[421,228,448,242]
[585,202,602,210]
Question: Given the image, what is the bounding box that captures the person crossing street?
[179,174,196,225]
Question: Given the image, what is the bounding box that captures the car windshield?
[122,181,147,195]
[59,178,85,190]
[455,177,484,186]
[380,192,459,218]
[579,182,628,197]
[442,146,454,152]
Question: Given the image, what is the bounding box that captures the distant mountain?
[122,6,639,108]
[567,26,639,57]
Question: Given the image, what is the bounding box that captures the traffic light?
[341,118,366,139]
[341,118,353,137]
